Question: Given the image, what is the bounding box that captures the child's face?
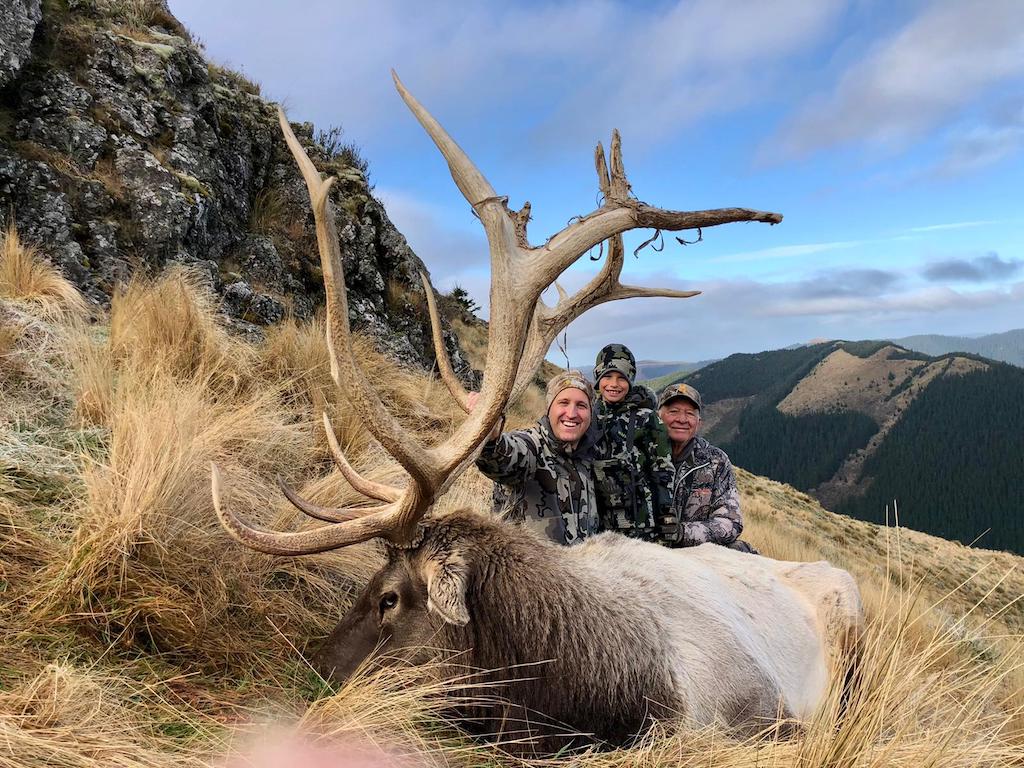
[598,371,630,403]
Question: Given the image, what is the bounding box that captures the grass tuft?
[0,223,90,321]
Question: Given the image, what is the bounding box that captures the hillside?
[684,341,1024,554]
[895,328,1024,367]
[2,254,1022,767]
[0,0,475,379]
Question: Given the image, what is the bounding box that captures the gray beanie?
[545,370,595,411]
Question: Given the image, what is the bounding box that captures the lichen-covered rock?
[0,0,41,89]
[0,0,475,380]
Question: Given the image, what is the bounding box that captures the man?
[591,343,677,543]
[657,383,757,553]
[472,371,602,546]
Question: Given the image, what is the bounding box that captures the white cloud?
[904,220,1000,234]
[773,0,1024,158]
[557,268,1024,362]
[171,0,845,152]
[711,239,867,264]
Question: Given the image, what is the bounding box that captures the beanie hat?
[657,382,703,411]
[593,343,636,387]
[545,370,595,411]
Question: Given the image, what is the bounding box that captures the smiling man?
[473,371,602,546]
[657,383,757,554]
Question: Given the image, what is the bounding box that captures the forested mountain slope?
[682,341,1024,554]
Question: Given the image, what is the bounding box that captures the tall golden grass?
[0,222,89,320]
[0,271,1021,767]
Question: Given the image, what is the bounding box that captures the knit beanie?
[593,343,636,386]
[545,370,595,411]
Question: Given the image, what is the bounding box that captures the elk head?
[211,71,782,680]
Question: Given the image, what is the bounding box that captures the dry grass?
[110,267,254,394]
[0,223,89,321]
[0,275,1021,767]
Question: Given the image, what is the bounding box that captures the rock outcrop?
[0,0,474,378]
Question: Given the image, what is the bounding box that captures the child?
[592,344,678,543]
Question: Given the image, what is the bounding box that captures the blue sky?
[168,0,1024,364]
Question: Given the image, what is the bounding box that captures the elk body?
[211,71,863,752]
[312,513,862,750]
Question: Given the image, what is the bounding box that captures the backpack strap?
[625,408,639,524]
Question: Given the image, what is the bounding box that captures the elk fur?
[314,511,863,751]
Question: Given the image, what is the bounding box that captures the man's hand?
[467,391,503,441]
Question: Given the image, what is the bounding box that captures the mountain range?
[669,340,1024,555]
[892,328,1024,367]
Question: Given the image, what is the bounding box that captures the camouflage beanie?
[593,343,636,387]
[545,370,595,411]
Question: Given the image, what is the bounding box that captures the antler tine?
[533,131,782,295]
[321,413,403,502]
[277,475,386,523]
[608,130,629,200]
[595,142,611,202]
[213,463,405,555]
[509,232,699,403]
[420,271,471,413]
[392,71,498,215]
[277,108,435,496]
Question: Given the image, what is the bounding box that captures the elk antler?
[212,73,782,555]
[423,130,778,410]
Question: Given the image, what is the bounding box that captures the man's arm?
[475,430,539,485]
[679,453,743,546]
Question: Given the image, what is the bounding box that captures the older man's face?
[659,398,700,445]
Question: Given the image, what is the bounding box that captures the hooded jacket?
[593,383,677,542]
[475,416,602,546]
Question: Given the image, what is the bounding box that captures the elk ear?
[423,556,470,626]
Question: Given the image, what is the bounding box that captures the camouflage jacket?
[668,436,744,547]
[475,416,602,546]
[593,385,677,542]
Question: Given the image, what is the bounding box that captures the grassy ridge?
[1,230,1022,766]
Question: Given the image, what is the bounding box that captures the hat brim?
[659,394,701,410]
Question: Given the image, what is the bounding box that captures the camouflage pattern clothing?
[475,416,602,546]
[667,435,752,550]
[593,384,678,543]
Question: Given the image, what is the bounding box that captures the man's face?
[548,388,592,444]
[659,398,701,445]
[598,371,630,403]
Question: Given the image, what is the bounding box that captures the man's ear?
[423,555,470,626]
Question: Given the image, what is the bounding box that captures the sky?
[167,0,1024,365]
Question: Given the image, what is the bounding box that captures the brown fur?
[315,513,678,754]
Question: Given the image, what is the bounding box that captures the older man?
[657,383,757,553]
[472,370,602,546]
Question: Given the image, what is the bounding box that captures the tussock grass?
[260,316,465,463]
[0,223,89,320]
[0,663,211,768]
[110,267,255,393]
[31,365,328,664]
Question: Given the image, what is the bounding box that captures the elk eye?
[379,592,399,612]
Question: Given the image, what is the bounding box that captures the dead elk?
[211,72,862,753]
